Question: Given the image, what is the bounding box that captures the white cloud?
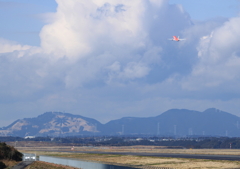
[107,61,150,83]
[182,16,240,93]
[38,0,176,87]
[39,0,151,59]
[0,38,31,55]
[2,0,240,126]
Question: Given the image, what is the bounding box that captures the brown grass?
[6,141,240,156]
[19,151,240,169]
[14,144,240,169]
[0,160,20,169]
[16,145,240,155]
[25,161,80,169]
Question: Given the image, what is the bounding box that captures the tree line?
[1,136,240,149]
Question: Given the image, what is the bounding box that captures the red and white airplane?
[169,36,186,41]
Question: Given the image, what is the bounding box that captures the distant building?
[24,136,35,139]
[149,139,155,142]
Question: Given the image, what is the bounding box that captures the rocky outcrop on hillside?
[0,112,102,137]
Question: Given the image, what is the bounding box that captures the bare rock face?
[0,112,101,137]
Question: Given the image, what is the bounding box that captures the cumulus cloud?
[40,0,148,59]
[182,16,240,97]
[37,0,192,86]
[2,0,240,125]
[0,38,31,55]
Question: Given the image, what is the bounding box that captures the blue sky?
[1,0,240,127]
[170,0,240,20]
[0,0,57,46]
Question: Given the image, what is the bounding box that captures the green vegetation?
[0,142,23,168]
[0,161,6,168]
[96,137,240,149]
[0,142,23,161]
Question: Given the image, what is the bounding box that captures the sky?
[1,0,240,127]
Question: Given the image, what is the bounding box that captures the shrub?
[0,161,6,168]
[0,142,23,161]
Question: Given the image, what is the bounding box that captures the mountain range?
[1,108,240,137]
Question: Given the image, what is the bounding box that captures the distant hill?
[0,112,102,137]
[103,108,240,136]
[1,108,240,137]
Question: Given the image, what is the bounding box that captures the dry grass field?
[25,161,79,169]
[6,141,240,169]
[15,143,240,155]
[17,144,240,169]
[24,151,240,169]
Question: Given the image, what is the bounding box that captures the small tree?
[0,161,6,168]
[0,142,23,161]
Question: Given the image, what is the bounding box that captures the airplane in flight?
[169,36,186,41]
